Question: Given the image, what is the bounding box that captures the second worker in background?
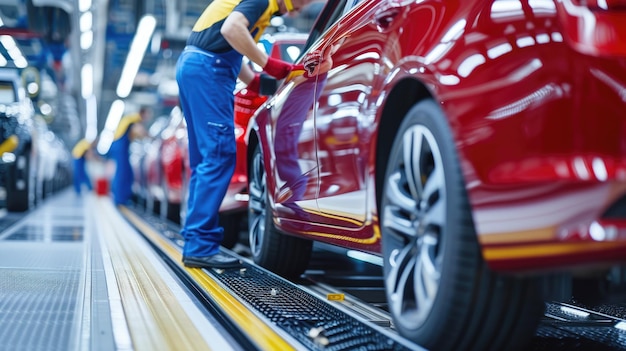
[110,106,150,206]
[175,0,315,268]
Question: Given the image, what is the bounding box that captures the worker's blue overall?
[176,49,241,257]
[175,0,279,258]
[72,139,92,195]
[109,114,140,206]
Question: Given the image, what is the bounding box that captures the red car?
[155,33,307,247]
[246,0,626,350]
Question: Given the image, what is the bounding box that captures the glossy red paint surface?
[250,0,626,272]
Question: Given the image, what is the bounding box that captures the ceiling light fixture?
[116,15,156,98]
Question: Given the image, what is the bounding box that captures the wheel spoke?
[415,234,440,309]
[422,163,443,206]
[383,206,416,238]
[387,244,415,315]
[248,189,265,214]
[385,171,417,214]
[403,130,424,200]
[249,215,264,256]
[248,151,266,214]
[421,194,445,230]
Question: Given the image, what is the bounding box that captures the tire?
[161,171,182,224]
[572,276,609,306]
[248,144,312,278]
[380,99,544,351]
[159,176,170,221]
[220,212,242,249]
[6,154,30,212]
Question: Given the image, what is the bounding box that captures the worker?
[71,138,93,195]
[175,0,315,269]
[109,106,150,206]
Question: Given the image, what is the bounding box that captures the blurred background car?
[245,0,626,350]
[32,114,71,200]
[128,113,168,212]
[0,25,73,212]
[0,67,38,212]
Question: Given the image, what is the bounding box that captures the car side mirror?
[259,73,277,96]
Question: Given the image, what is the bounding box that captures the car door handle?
[375,7,400,30]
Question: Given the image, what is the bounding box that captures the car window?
[302,0,350,52]
[0,81,16,104]
[277,42,306,63]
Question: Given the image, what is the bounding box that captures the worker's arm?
[222,11,295,79]
[239,61,256,85]
[221,11,268,68]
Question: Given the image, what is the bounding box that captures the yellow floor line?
[93,197,212,351]
[120,206,296,351]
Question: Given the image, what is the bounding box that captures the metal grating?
[5,225,84,241]
[532,303,626,350]
[0,269,80,351]
[210,267,414,351]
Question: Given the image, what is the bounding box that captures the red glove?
[291,63,313,79]
[245,73,260,95]
[263,57,295,79]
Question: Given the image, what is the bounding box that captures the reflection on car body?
[246,0,626,350]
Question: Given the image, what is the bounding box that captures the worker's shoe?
[183,253,241,269]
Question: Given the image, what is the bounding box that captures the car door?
[310,0,387,235]
[259,66,320,224]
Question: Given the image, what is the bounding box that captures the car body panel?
[250,0,626,271]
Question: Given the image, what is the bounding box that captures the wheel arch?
[374,78,433,211]
[246,128,260,176]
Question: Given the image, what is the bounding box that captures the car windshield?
[0,81,16,104]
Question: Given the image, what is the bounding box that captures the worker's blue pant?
[109,135,133,206]
[72,157,92,194]
[176,47,241,257]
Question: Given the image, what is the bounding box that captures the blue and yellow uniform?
[187,0,279,53]
[71,138,93,195]
[109,113,141,205]
[175,0,282,259]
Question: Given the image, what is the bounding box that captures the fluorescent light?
[104,99,125,131]
[81,63,93,98]
[116,15,157,98]
[98,99,125,154]
[79,0,92,12]
[96,130,114,155]
[85,95,98,142]
[80,30,93,50]
[0,35,27,68]
[80,11,92,32]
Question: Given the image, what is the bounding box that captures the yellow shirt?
[113,113,142,141]
[72,139,92,159]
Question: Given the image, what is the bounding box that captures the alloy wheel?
[382,124,446,328]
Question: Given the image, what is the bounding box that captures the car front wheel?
[247,144,312,278]
[380,99,544,351]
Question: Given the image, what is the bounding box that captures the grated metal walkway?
[0,189,239,351]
